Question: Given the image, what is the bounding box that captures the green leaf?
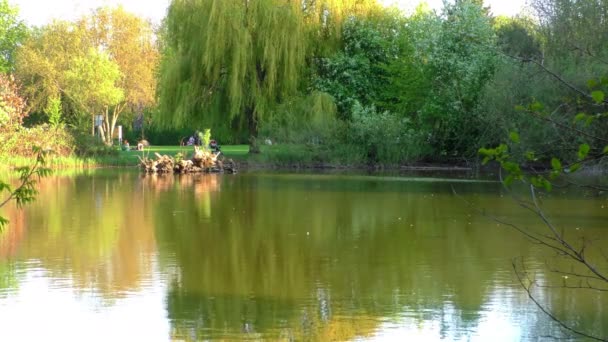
[587,79,598,89]
[604,145,608,154]
[591,90,605,104]
[509,131,520,144]
[569,163,581,173]
[525,151,536,161]
[549,170,560,180]
[530,101,544,112]
[543,179,553,192]
[514,105,526,112]
[578,143,590,160]
[530,176,542,188]
[478,147,491,156]
[502,161,521,174]
[0,216,8,229]
[574,112,587,123]
[551,158,562,171]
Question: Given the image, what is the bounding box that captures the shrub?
[0,124,75,157]
[347,102,431,164]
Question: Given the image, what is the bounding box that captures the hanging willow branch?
[157,0,381,140]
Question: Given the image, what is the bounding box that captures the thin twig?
[512,258,607,341]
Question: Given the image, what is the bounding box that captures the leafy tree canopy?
[0,0,26,73]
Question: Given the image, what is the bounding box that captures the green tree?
[64,48,124,141]
[314,12,404,118]
[15,7,159,142]
[158,0,380,152]
[420,0,498,158]
[0,0,26,73]
[493,16,542,60]
[15,21,89,124]
[80,6,159,143]
[532,0,608,62]
[158,0,308,152]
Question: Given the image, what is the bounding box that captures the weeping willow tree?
[158,0,381,152]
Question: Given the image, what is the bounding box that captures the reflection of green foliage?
[154,175,546,339]
[0,261,18,294]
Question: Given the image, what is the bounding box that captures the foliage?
[64,48,124,118]
[314,13,403,118]
[0,73,26,126]
[45,96,62,127]
[15,7,159,142]
[158,0,308,145]
[532,0,608,62]
[0,0,26,73]
[481,79,608,189]
[69,130,118,158]
[157,0,382,149]
[493,16,542,60]
[80,6,160,143]
[200,129,211,151]
[0,146,51,229]
[418,0,498,157]
[15,21,87,118]
[347,102,430,163]
[0,124,75,157]
[259,92,338,145]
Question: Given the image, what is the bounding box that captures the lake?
[0,170,606,341]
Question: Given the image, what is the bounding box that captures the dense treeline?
[156,0,607,165]
[0,2,158,158]
[0,0,606,165]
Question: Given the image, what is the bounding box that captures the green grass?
[1,145,251,169]
[247,143,365,167]
[106,144,250,166]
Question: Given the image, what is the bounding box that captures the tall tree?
[64,48,124,139]
[158,0,307,152]
[158,0,380,151]
[80,6,159,143]
[15,7,159,143]
[419,0,497,157]
[0,0,26,73]
[532,0,608,61]
[15,21,89,117]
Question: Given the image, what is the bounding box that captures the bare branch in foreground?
[512,258,607,341]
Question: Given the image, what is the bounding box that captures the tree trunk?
[102,106,112,146]
[98,125,107,144]
[108,103,125,146]
[247,105,260,154]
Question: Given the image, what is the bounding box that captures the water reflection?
[0,171,605,341]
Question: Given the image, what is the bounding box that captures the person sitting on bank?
[122,140,130,151]
[187,136,195,146]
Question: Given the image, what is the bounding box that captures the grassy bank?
[1,145,251,168]
[2,143,476,170]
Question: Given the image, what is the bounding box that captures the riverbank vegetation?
[0,0,605,170]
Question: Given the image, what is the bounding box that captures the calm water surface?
[0,170,606,341]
